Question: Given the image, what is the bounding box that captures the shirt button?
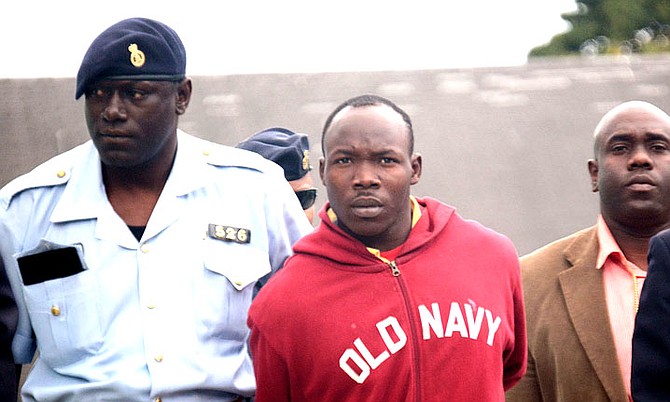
[51,305,61,316]
[154,354,164,363]
[234,280,242,287]
[154,398,162,402]
[56,170,66,178]
[140,245,149,253]
[147,304,156,310]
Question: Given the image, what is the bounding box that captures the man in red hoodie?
[248,94,527,401]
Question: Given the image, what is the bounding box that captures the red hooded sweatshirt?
[248,197,526,401]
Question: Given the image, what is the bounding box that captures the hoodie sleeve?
[503,257,528,392]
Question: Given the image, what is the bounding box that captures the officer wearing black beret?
[237,127,318,224]
[0,17,312,401]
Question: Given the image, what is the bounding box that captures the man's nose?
[352,162,381,188]
[628,146,653,170]
[102,92,127,121]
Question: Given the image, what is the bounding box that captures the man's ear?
[587,159,599,192]
[176,78,192,115]
[410,153,422,185]
[319,157,326,185]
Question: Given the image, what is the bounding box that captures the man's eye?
[336,157,351,164]
[381,157,395,164]
[88,88,105,97]
[127,89,145,99]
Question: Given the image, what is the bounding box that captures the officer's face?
[84,79,190,169]
[289,173,317,225]
[319,104,421,251]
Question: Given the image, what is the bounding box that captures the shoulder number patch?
[208,224,251,244]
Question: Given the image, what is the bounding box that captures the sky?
[2,0,578,79]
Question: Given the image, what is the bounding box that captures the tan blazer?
[505,226,628,402]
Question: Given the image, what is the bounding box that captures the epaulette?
[198,139,285,178]
[0,151,76,211]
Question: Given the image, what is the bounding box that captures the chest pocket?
[22,269,103,368]
[197,241,271,341]
[203,239,271,290]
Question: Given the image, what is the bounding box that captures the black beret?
[75,18,186,99]
[236,127,312,181]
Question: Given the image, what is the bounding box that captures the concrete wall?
[2,55,670,256]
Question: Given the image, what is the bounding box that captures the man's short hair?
[321,94,414,155]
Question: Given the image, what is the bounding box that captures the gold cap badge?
[128,43,146,68]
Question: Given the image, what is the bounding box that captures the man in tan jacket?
[506,100,670,402]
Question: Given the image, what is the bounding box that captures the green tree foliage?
[530,0,670,57]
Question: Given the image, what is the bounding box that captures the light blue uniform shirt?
[0,131,313,401]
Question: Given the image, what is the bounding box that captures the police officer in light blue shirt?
[0,17,312,402]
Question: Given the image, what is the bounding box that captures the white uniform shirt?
[0,131,313,402]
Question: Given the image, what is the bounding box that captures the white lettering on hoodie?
[339,302,502,383]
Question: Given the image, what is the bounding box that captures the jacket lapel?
[558,227,628,401]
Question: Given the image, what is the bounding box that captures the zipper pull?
[389,260,400,277]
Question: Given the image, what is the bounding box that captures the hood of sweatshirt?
[291,196,455,272]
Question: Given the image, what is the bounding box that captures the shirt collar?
[51,142,107,223]
[409,195,422,227]
[595,214,627,270]
[51,131,209,223]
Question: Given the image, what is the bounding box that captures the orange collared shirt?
[596,215,646,401]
